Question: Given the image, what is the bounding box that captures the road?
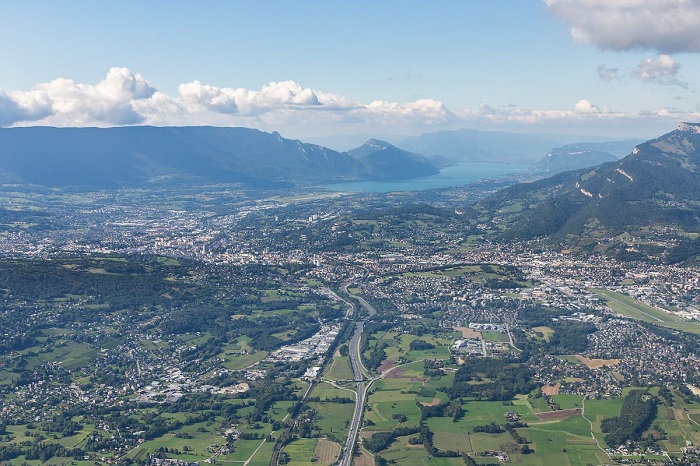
[337,284,377,466]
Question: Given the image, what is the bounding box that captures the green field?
[324,355,354,380]
[220,350,268,370]
[481,331,510,343]
[378,435,463,465]
[378,332,453,364]
[283,438,319,465]
[307,401,355,440]
[313,383,355,400]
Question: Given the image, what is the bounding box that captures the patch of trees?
[484,278,520,289]
[658,386,673,406]
[418,400,463,422]
[24,443,85,462]
[364,296,399,315]
[0,444,23,462]
[318,306,344,321]
[248,375,297,422]
[360,322,395,371]
[409,339,435,351]
[0,257,197,308]
[548,321,596,354]
[473,422,504,434]
[422,426,460,458]
[516,304,596,354]
[363,426,421,453]
[601,390,657,447]
[518,304,570,328]
[40,413,82,436]
[161,308,229,334]
[364,342,388,371]
[451,359,536,401]
[667,235,700,264]
[506,426,529,445]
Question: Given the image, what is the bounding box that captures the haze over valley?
[2,2,700,466]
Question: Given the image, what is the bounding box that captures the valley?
[2,125,700,465]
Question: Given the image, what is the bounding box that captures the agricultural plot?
[306,401,355,440]
[377,332,454,364]
[314,438,341,465]
[376,435,463,466]
[219,349,268,370]
[312,384,355,401]
[324,355,354,381]
[283,438,319,465]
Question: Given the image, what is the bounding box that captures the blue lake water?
[320,162,531,193]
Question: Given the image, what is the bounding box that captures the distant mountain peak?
[474,124,700,261]
[366,138,391,147]
[678,122,700,134]
[347,138,439,179]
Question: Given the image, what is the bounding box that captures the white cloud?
[178,81,239,114]
[0,90,27,126]
[9,67,156,126]
[596,65,620,81]
[364,99,455,125]
[632,54,688,88]
[573,99,601,114]
[2,67,700,138]
[545,0,700,53]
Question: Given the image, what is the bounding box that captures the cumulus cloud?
[0,90,27,126]
[7,67,156,126]
[545,0,700,53]
[573,99,601,114]
[364,99,455,125]
[0,68,449,129]
[596,65,620,81]
[632,54,688,88]
[2,67,700,137]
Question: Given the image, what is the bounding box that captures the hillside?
[348,139,439,179]
[0,126,437,188]
[472,123,700,261]
[533,140,640,175]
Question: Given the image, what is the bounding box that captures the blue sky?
[1,1,698,141]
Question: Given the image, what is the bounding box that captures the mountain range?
[533,140,641,175]
[0,126,438,188]
[472,122,700,261]
[398,129,566,164]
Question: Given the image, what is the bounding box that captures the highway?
[337,285,376,466]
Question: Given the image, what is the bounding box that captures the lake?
[320,161,530,193]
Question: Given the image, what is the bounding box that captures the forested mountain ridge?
[471,123,700,262]
[0,126,439,188]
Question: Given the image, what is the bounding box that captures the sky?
[1,0,699,143]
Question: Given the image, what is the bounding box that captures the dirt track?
[536,408,582,421]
